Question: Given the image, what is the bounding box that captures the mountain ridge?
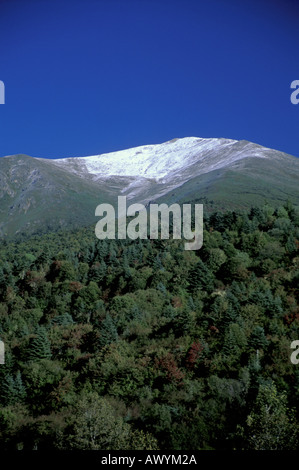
[0,137,298,238]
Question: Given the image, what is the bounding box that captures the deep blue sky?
[0,0,299,159]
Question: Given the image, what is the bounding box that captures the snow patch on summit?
[49,137,238,180]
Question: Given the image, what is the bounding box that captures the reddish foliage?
[209,325,219,333]
[186,341,204,370]
[69,281,83,292]
[156,352,185,384]
[171,296,182,308]
[284,308,299,325]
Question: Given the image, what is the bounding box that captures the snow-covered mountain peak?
[48,136,239,180]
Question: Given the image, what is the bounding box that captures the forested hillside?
[0,202,298,450]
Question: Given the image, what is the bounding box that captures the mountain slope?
[0,154,115,238]
[0,137,298,238]
[155,146,299,210]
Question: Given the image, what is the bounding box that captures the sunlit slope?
[155,151,299,211]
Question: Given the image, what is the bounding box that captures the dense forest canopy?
[0,201,298,450]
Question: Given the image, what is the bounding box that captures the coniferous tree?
[188,258,214,293]
[0,371,26,405]
[28,326,52,361]
[98,314,118,348]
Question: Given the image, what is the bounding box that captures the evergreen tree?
[0,371,26,405]
[249,326,268,350]
[188,258,214,293]
[28,326,52,361]
[98,314,118,348]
